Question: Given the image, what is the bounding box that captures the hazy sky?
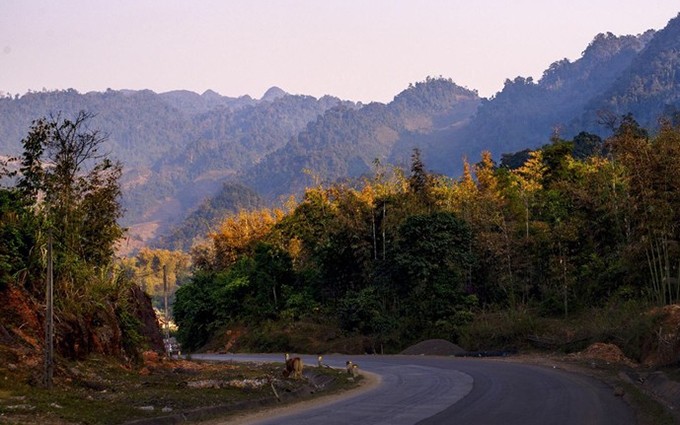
[1,1,678,103]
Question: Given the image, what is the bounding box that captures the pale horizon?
[1,1,678,103]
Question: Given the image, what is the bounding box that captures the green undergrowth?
[202,301,667,359]
[459,301,663,360]
[207,320,385,355]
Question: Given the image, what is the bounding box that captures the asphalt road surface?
[194,353,634,425]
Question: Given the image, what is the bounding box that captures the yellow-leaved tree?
[211,209,284,270]
[510,150,546,240]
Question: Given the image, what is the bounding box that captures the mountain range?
[1,12,679,253]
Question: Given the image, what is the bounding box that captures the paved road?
[194,354,634,425]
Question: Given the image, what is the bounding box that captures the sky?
[1,1,678,103]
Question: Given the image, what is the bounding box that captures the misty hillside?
[0,88,349,248]
[156,182,265,252]
[122,93,351,226]
[243,77,481,200]
[574,13,680,133]
[2,13,680,251]
[0,89,193,167]
[439,29,656,173]
[239,14,680,202]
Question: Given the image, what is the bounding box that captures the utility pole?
[44,231,54,389]
[382,202,386,261]
[163,264,169,340]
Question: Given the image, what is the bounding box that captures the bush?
[459,301,663,361]
[459,308,543,351]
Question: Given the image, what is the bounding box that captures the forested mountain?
[0,88,349,250]
[2,13,680,251]
[243,78,481,200]
[435,29,655,176]
[574,13,680,132]
[448,13,680,170]
[122,93,350,229]
[0,87,319,172]
[158,89,257,115]
[156,183,264,251]
[0,89,193,167]
[238,13,680,205]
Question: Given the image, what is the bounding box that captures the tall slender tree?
[16,112,124,287]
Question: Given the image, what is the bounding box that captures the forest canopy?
[174,117,680,352]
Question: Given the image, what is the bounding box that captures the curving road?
[194,354,634,425]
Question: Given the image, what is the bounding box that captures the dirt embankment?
[1,282,163,365]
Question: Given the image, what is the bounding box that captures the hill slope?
[0,88,348,250]
[243,78,481,200]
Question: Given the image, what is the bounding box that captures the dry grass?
[0,351,353,425]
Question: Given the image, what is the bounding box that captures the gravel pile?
[569,342,637,367]
[400,339,466,356]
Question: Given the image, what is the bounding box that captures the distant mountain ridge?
[158,89,256,115]
[122,92,351,222]
[2,12,680,252]
[574,14,680,133]
[243,77,481,200]
[157,182,264,251]
[0,86,350,252]
[451,28,656,168]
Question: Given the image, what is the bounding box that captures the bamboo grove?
[174,115,680,351]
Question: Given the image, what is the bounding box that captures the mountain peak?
[391,77,479,113]
[261,86,288,102]
[201,89,222,100]
[581,31,652,62]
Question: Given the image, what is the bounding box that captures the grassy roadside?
[0,352,361,425]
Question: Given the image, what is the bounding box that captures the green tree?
[572,131,603,159]
[248,243,296,318]
[0,189,38,290]
[610,117,680,304]
[338,286,395,341]
[17,112,124,272]
[509,150,546,240]
[392,211,476,341]
[173,271,223,351]
[407,148,437,212]
[467,152,519,307]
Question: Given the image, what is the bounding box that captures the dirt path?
[203,370,382,425]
